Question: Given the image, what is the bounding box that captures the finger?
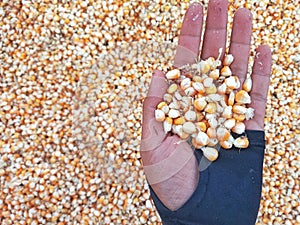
[229,8,252,85]
[141,70,169,152]
[174,3,203,67]
[201,0,228,60]
[245,45,272,130]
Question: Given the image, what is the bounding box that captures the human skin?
[141,0,272,211]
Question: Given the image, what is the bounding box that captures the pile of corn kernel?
[0,0,299,224]
[155,53,253,161]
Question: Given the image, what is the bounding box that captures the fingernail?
[187,3,202,22]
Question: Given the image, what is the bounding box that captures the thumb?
[141,70,169,152]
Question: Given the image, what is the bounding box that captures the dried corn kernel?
[201,147,219,161]
[233,136,249,148]
[166,69,180,80]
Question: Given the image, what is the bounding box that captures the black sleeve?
[149,130,265,225]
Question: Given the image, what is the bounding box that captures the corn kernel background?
[0,0,299,224]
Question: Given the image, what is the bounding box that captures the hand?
[141,0,272,217]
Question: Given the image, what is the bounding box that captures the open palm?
[141,0,272,223]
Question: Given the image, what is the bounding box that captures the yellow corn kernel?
[220,66,232,77]
[228,91,235,106]
[201,147,219,161]
[217,127,231,141]
[192,76,202,83]
[242,75,252,92]
[166,69,180,80]
[233,113,246,122]
[232,104,247,114]
[157,101,167,109]
[200,61,211,74]
[194,97,207,111]
[174,117,186,125]
[195,121,207,132]
[167,83,178,94]
[207,127,217,138]
[204,102,217,114]
[209,69,220,80]
[220,140,233,149]
[205,84,217,94]
[196,112,205,121]
[235,90,251,104]
[233,136,249,148]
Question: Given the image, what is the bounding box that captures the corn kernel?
[233,136,249,148]
[235,90,251,104]
[166,69,180,80]
[201,146,219,161]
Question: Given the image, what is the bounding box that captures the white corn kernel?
[184,86,197,97]
[245,107,255,120]
[182,122,197,134]
[232,122,246,134]
[223,118,236,130]
[169,101,180,109]
[192,82,205,94]
[223,54,234,66]
[184,110,197,121]
[194,131,209,146]
[208,117,218,128]
[203,77,214,88]
[217,82,227,95]
[166,69,180,80]
[201,147,219,161]
[228,91,235,106]
[206,94,223,102]
[174,91,183,101]
[207,138,218,147]
[161,105,169,114]
[163,117,173,133]
[225,76,240,90]
[180,78,191,90]
[195,122,207,132]
[155,109,165,122]
[168,109,180,118]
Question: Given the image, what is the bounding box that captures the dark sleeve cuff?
[149,130,265,225]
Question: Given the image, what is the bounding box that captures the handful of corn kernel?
[155,51,254,162]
